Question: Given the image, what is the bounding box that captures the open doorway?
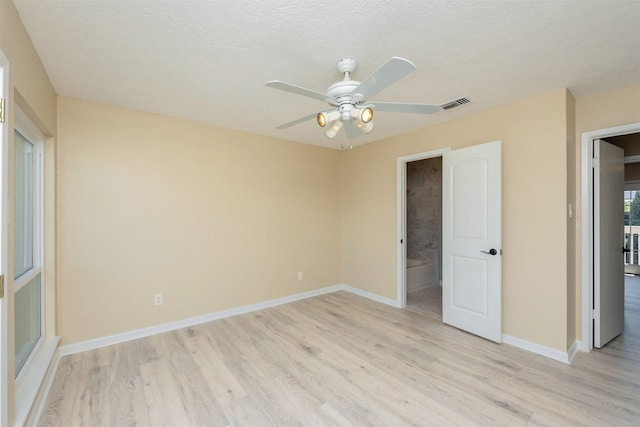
[581,124,640,351]
[398,142,502,342]
[396,148,449,314]
[405,156,443,319]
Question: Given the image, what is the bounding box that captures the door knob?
[622,247,631,253]
[481,249,498,255]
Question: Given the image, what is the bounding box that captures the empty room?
[1,1,639,426]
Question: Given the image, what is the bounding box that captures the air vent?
[441,97,471,110]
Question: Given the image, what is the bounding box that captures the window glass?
[14,130,34,279]
[13,122,43,378]
[14,273,42,375]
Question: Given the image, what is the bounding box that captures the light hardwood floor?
[38,285,640,426]
[407,285,442,320]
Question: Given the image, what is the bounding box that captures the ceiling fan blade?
[266,80,336,104]
[276,112,318,129]
[352,57,416,101]
[373,102,441,114]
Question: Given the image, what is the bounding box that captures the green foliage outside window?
[630,192,640,226]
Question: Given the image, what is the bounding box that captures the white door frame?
[0,48,10,427]
[580,122,640,351]
[397,148,450,307]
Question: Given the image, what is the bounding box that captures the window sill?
[15,337,59,426]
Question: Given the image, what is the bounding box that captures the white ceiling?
[13,0,640,148]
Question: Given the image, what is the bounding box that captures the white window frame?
[13,105,45,382]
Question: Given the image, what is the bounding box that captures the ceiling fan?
[266,57,442,139]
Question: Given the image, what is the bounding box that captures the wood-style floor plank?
[37,280,640,426]
[38,353,83,427]
[110,341,149,427]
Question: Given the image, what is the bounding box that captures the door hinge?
[592,309,599,320]
[0,274,4,299]
[592,157,599,168]
[0,98,5,123]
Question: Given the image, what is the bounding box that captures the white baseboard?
[58,284,401,357]
[58,285,344,356]
[342,285,402,308]
[502,334,581,365]
[54,282,587,367]
[567,340,581,363]
[54,284,584,369]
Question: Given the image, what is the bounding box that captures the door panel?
[452,256,488,314]
[443,141,502,343]
[594,139,625,348]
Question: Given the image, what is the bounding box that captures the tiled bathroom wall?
[406,156,442,283]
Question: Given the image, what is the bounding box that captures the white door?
[593,139,625,348]
[442,141,502,343]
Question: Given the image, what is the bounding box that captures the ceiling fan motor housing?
[327,80,360,101]
[336,58,357,74]
[339,103,354,121]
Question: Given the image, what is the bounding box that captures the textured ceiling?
[13,0,640,148]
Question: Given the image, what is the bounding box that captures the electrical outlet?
[154,293,163,305]
[297,272,303,281]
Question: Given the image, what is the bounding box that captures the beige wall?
[57,97,342,344]
[575,85,640,136]
[0,1,57,424]
[342,89,571,351]
[573,84,640,338]
[0,2,56,134]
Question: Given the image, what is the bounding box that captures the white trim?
[581,122,640,352]
[59,285,344,356]
[23,347,60,427]
[14,106,44,146]
[15,335,44,384]
[58,285,402,357]
[53,284,586,373]
[342,285,402,308]
[396,148,450,308]
[0,47,10,427]
[502,334,579,365]
[13,266,42,293]
[13,107,47,394]
[567,340,581,363]
[14,337,58,426]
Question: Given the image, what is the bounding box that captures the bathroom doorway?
[398,142,502,341]
[398,149,447,320]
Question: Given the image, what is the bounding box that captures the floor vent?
[442,97,471,110]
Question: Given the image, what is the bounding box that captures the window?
[13,109,44,378]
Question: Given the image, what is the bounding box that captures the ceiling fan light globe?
[325,120,343,139]
[363,121,374,134]
[318,110,341,127]
[361,107,373,123]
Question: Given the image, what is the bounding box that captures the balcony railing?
[624,225,640,266]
